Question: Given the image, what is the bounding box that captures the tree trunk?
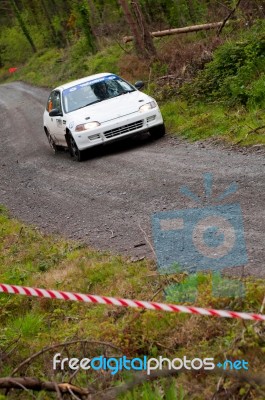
[39,0,61,46]
[130,0,157,57]
[118,0,155,58]
[10,0,37,53]
[78,0,97,53]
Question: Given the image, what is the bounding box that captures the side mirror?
[49,108,62,117]
[134,81,145,90]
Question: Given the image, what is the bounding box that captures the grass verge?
[0,206,264,399]
[160,100,265,147]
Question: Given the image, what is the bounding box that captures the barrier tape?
[0,283,264,321]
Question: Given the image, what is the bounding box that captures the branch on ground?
[1,370,264,400]
[0,377,90,397]
[247,125,265,135]
[11,339,121,376]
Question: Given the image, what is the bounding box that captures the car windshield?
[62,75,136,113]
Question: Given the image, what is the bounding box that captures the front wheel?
[149,123,166,139]
[69,135,84,162]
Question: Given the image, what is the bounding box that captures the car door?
[45,90,66,145]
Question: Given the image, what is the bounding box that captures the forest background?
[1,0,265,145]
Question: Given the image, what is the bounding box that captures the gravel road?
[0,82,264,278]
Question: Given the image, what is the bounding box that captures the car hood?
[67,91,153,125]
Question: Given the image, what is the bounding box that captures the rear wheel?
[149,123,166,139]
[45,128,58,152]
[69,135,84,162]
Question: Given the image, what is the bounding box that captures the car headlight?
[75,122,100,132]
[139,101,157,113]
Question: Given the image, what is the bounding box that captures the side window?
[46,93,53,112]
[46,91,62,113]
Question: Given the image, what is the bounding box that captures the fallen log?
[123,21,230,43]
[0,377,90,397]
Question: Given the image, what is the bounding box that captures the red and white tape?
[0,283,264,321]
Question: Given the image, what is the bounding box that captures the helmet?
[92,82,108,99]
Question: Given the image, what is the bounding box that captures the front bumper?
[72,108,164,151]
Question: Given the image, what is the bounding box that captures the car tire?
[45,129,59,152]
[69,135,84,162]
[149,123,166,139]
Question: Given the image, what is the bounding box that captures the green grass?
[0,206,264,399]
[161,100,265,146]
[0,43,124,89]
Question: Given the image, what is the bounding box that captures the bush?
[184,20,265,108]
[69,36,90,61]
[0,26,32,65]
[84,44,123,75]
[246,74,265,109]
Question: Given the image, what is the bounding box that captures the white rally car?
[43,73,165,161]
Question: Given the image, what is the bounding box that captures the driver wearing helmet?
[92,81,109,100]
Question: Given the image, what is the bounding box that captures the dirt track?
[0,82,264,278]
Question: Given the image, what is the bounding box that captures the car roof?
[54,73,116,91]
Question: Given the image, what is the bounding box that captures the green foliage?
[0,210,264,398]
[165,272,245,304]
[0,26,32,65]
[140,0,207,27]
[185,21,265,108]
[150,61,168,77]
[247,75,265,109]
[66,39,122,79]
[160,98,265,146]
[69,36,90,61]
[164,0,207,27]
[10,47,65,86]
[74,1,97,53]
[4,313,44,341]
[0,212,73,288]
[84,44,123,75]
[119,380,186,399]
[9,0,36,53]
[3,41,123,88]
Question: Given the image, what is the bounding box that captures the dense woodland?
[1,0,265,67]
